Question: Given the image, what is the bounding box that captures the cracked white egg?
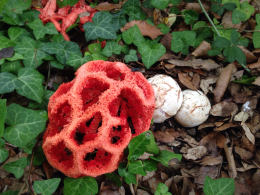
[148,74,183,123]
[175,90,211,127]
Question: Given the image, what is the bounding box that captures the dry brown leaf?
[213,63,236,103]
[200,76,218,94]
[185,3,209,13]
[192,41,211,57]
[241,123,255,144]
[121,20,163,40]
[154,129,180,144]
[253,76,260,86]
[198,122,215,130]
[214,123,238,131]
[216,134,227,148]
[183,146,207,160]
[210,101,238,117]
[248,58,260,69]
[168,59,220,71]
[234,146,253,160]
[201,156,223,166]
[178,72,197,90]
[160,33,172,50]
[238,46,257,63]
[195,166,220,185]
[222,12,242,29]
[95,2,122,11]
[223,144,237,178]
[192,73,200,89]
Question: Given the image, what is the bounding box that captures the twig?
[197,0,221,37]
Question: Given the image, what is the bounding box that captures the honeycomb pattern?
[42,60,155,178]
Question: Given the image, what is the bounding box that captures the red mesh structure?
[42,60,155,178]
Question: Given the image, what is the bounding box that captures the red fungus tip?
[43,60,155,177]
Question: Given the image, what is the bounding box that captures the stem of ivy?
[197,0,221,37]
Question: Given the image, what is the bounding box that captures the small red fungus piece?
[43,60,155,177]
[37,0,97,41]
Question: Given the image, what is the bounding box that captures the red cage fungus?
[42,60,155,178]
[37,0,97,41]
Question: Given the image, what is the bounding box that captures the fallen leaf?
[154,129,180,144]
[223,144,237,178]
[234,146,253,160]
[200,76,218,94]
[137,189,150,195]
[229,83,252,104]
[213,63,236,103]
[253,77,260,86]
[234,111,249,122]
[185,2,209,13]
[95,2,122,11]
[248,58,260,69]
[121,20,163,40]
[192,41,211,57]
[168,59,220,71]
[222,12,242,29]
[200,156,223,166]
[178,72,197,90]
[195,166,220,185]
[160,33,172,50]
[238,46,257,63]
[192,73,200,89]
[214,123,238,131]
[198,122,215,130]
[241,123,255,144]
[183,146,207,160]
[210,101,238,117]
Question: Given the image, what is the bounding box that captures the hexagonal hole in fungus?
[48,141,74,169]
[81,78,109,110]
[71,112,102,145]
[83,148,112,170]
[48,101,72,137]
[109,125,130,147]
[105,68,125,81]
[109,89,145,135]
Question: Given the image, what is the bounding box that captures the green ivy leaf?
[15,37,48,68]
[155,183,171,195]
[57,0,78,7]
[128,131,152,160]
[171,31,196,55]
[143,159,158,172]
[138,42,166,69]
[0,191,18,195]
[102,41,122,57]
[232,2,254,24]
[106,173,122,187]
[124,49,138,63]
[122,25,145,46]
[0,35,15,50]
[27,19,58,40]
[4,104,47,151]
[1,61,22,74]
[2,0,31,14]
[40,41,82,67]
[182,10,199,25]
[150,150,182,167]
[118,164,137,184]
[0,72,18,94]
[16,68,44,103]
[253,14,260,48]
[0,138,8,163]
[128,160,146,176]
[122,0,146,21]
[223,45,246,65]
[203,176,235,195]
[0,99,6,137]
[64,177,98,195]
[151,0,170,10]
[84,12,117,41]
[3,157,28,179]
[33,178,61,195]
[88,43,102,54]
[8,27,30,42]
